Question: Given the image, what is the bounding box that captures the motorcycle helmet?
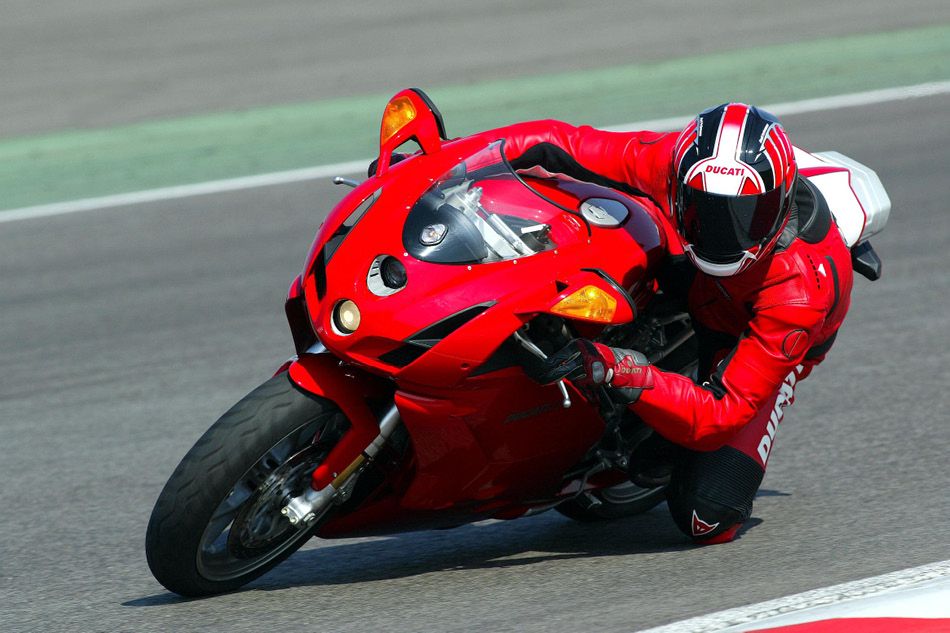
[672,103,797,276]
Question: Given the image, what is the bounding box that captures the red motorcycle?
[146,88,720,596]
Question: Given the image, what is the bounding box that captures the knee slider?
[666,446,765,541]
[667,488,745,540]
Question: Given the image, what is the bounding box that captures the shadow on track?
[125,500,769,605]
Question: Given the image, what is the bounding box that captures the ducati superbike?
[145,89,888,596]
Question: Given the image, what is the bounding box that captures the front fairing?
[299,136,665,387]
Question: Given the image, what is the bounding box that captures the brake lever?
[512,330,572,408]
[556,381,572,409]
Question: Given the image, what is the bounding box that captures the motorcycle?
[146,89,888,596]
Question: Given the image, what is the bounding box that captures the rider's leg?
[664,363,812,543]
[627,431,687,488]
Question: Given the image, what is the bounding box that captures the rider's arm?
[487,119,676,214]
[631,303,826,451]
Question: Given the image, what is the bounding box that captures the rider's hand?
[535,339,609,385]
[536,339,655,403]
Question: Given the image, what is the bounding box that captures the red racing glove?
[537,339,655,403]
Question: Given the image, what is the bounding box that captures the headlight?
[420,223,447,245]
[333,299,361,334]
[380,256,407,289]
[367,255,407,296]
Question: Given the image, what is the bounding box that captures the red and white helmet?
[672,103,797,276]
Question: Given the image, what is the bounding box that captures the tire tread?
[146,374,339,596]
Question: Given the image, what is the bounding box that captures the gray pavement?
[0,94,948,632]
[2,1,950,630]
[3,0,950,136]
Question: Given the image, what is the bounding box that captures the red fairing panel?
[287,354,394,489]
[394,373,605,510]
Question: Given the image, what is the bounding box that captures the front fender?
[286,353,394,489]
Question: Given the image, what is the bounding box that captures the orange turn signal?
[550,285,618,323]
[380,96,417,145]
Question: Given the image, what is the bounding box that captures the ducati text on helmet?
[673,103,797,276]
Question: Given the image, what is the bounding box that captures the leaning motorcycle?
[146,89,888,596]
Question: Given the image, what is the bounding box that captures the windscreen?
[402,141,563,264]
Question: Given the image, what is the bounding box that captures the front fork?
[281,402,401,526]
[277,346,401,527]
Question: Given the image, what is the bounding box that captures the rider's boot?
[627,432,685,488]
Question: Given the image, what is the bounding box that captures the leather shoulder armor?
[777,176,833,250]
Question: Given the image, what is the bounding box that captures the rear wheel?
[146,374,348,596]
[556,481,666,521]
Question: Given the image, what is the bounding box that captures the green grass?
[2,23,948,210]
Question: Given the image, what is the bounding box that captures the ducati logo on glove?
[535,339,654,404]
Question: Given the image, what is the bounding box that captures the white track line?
[3,80,949,224]
[637,559,950,633]
[0,159,370,224]
[602,80,950,133]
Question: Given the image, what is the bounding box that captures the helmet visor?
[676,184,785,263]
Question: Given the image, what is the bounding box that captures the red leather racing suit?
[491,120,855,540]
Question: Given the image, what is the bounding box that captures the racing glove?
[537,339,655,403]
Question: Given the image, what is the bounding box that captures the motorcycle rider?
[497,103,854,543]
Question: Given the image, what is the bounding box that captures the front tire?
[146,374,347,596]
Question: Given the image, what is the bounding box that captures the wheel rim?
[195,416,342,581]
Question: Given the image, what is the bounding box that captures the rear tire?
[556,482,666,522]
[146,374,347,597]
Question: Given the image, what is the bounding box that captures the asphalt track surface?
[2,2,950,632]
[3,0,950,136]
[1,94,947,632]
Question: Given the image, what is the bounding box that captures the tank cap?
[580,198,628,227]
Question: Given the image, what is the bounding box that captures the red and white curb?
[637,559,950,632]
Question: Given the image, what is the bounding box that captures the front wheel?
[146,374,348,596]
[556,482,667,521]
